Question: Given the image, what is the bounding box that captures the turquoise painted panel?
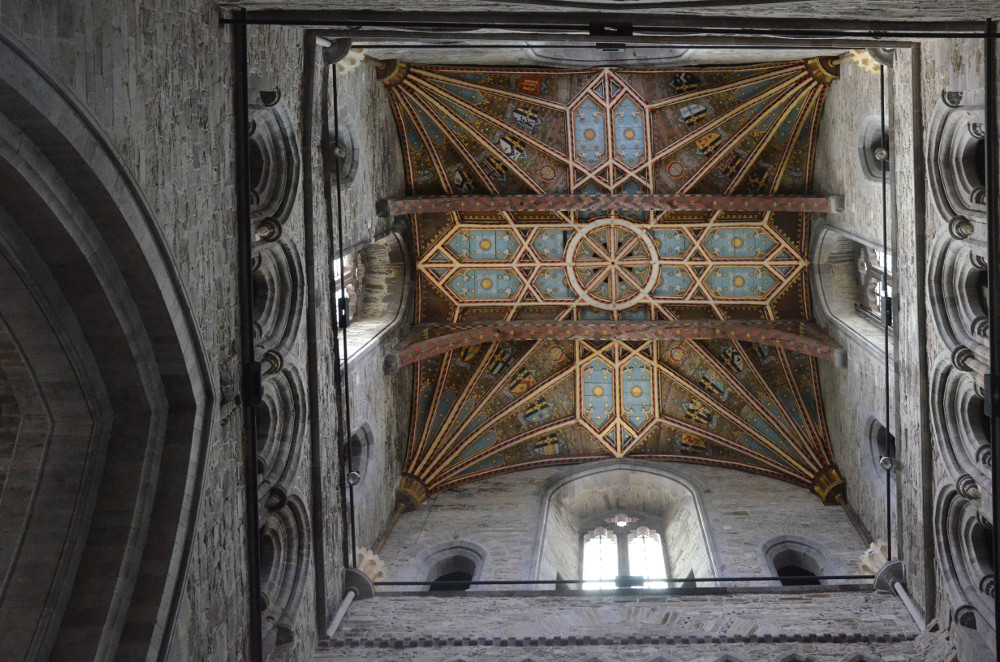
[458,431,498,461]
[619,306,650,320]
[416,110,446,145]
[702,228,776,259]
[582,357,615,430]
[439,83,485,105]
[573,96,607,169]
[447,269,522,301]
[455,454,504,477]
[613,96,645,167]
[650,229,691,258]
[531,229,572,260]
[447,229,519,261]
[534,268,573,300]
[621,357,654,429]
[652,267,692,297]
[705,267,777,298]
[778,387,807,427]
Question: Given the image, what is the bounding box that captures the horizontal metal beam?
[383,194,840,216]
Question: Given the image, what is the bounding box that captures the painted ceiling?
[377,57,843,506]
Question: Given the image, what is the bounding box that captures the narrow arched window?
[627,527,668,589]
[855,246,893,327]
[582,516,669,589]
[332,252,365,322]
[581,527,618,590]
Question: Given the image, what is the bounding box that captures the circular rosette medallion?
[566,218,659,311]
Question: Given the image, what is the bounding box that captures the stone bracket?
[344,568,375,600]
[874,560,906,593]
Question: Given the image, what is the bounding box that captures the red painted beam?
[385,319,844,371]
[382,194,842,216]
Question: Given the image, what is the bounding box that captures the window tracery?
[581,516,669,589]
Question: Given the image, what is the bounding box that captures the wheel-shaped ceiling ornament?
[566,217,660,310]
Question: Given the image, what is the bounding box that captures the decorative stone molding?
[252,239,305,353]
[254,217,282,243]
[957,474,982,500]
[858,540,889,576]
[257,366,307,500]
[927,235,989,370]
[810,464,846,505]
[248,103,301,224]
[934,486,995,638]
[927,88,987,243]
[857,114,890,183]
[260,497,310,656]
[929,358,991,492]
[326,105,360,188]
[526,44,689,67]
[396,474,429,511]
[353,547,388,583]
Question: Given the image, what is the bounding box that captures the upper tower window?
[581,515,668,589]
[855,246,893,327]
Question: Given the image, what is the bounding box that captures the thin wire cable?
[880,62,892,562]
[373,574,876,586]
[332,64,358,571]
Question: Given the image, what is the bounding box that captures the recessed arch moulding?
[0,26,214,661]
[381,57,849,507]
[533,462,720,585]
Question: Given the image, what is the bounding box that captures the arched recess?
[404,540,488,591]
[259,496,310,657]
[0,27,212,662]
[257,366,307,503]
[763,535,829,585]
[927,89,987,247]
[934,486,995,656]
[929,358,992,502]
[533,460,720,586]
[249,103,300,226]
[342,231,412,362]
[811,223,893,358]
[253,238,305,354]
[927,234,989,380]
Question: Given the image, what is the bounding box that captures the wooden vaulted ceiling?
[376,57,845,509]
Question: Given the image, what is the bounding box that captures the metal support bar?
[232,9,263,662]
[373,574,875,586]
[325,588,357,638]
[382,193,840,216]
[984,17,1000,634]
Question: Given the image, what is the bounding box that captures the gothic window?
[346,424,371,483]
[427,548,481,591]
[764,538,827,586]
[812,225,894,356]
[338,233,411,361]
[855,246,893,327]
[581,514,668,589]
[333,252,366,322]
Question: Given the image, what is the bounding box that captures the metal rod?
[984,17,1000,636]
[232,9,263,662]
[322,58,352,572]
[880,61,893,563]
[384,194,838,216]
[352,40,913,49]
[332,63,358,571]
[373,574,875,586]
[223,11,990,37]
[325,588,358,638]
[891,580,926,631]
